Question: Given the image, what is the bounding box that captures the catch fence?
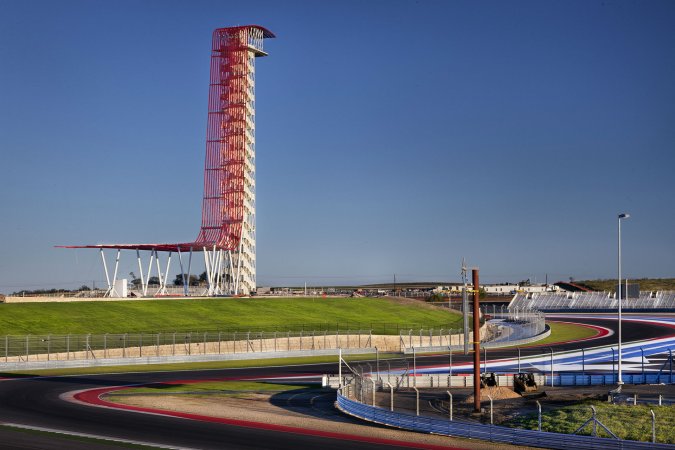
[337,355,675,448]
[0,323,461,364]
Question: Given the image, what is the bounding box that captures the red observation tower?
[59,26,274,297]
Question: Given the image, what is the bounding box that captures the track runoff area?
[1,313,674,450]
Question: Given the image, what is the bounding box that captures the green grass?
[113,380,316,395]
[505,400,675,443]
[0,297,461,335]
[0,352,393,377]
[528,321,598,346]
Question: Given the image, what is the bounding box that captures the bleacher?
[509,291,675,311]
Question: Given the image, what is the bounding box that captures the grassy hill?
[0,297,463,335]
[576,278,675,292]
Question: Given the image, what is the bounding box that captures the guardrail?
[336,389,673,449]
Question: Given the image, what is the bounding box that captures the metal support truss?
[199,245,249,296]
[99,249,121,297]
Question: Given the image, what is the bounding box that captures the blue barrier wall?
[336,390,673,450]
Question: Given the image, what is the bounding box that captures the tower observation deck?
[59,26,275,297]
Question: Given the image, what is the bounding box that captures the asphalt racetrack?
[0,314,673,449]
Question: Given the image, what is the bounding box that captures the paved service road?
[0,314,672,449]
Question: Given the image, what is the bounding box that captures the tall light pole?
[617,212,630,385]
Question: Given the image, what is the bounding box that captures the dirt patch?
[466,386,521,403]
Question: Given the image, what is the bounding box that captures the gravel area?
[107,389,534,450]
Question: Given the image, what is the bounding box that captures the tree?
[173,274,200,286]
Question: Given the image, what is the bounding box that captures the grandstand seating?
[509,291,675,311]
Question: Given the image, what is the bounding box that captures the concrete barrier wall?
[0,347,375,371]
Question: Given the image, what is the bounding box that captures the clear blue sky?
[1,0,674,293]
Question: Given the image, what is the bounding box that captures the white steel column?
[186,247,193,297]
[110,249,121,297]
[215,250,224,295]
[100,249,112,297]
[155,251,164,295]
[136,249,146,296]
[144,250,155,297]
[235,240,243,295]
[178,248,187,297]
[203,246,211,295]
[226,250,234,294]
[157,252,172,295]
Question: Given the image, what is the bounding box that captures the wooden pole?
[473,268,481,413]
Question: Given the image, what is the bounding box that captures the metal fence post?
[651,409,656,443]
[447,391,453,421]
[371,378,375,406]
[611,348,616,383]
[582,348,585,378]
[338,348,342,389]
[387,382,394,411]
[641,347,645,383]
[550,347,554,387]
[172,332,176,356]
[375,347,379,381]
[448,346,452,377]
[414,386,419,416]
[517,347,521,373]
[47,334,50,361]
[67,334,70,360]
[488,394,493,425]
[413,347,416,386]
[536,400,542,431]
[86,334,90,360]
[139,334,142,357]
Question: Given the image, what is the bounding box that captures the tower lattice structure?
[59,25,274,297]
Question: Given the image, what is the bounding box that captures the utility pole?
[472,268,481,413]
[461,258,469,355]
